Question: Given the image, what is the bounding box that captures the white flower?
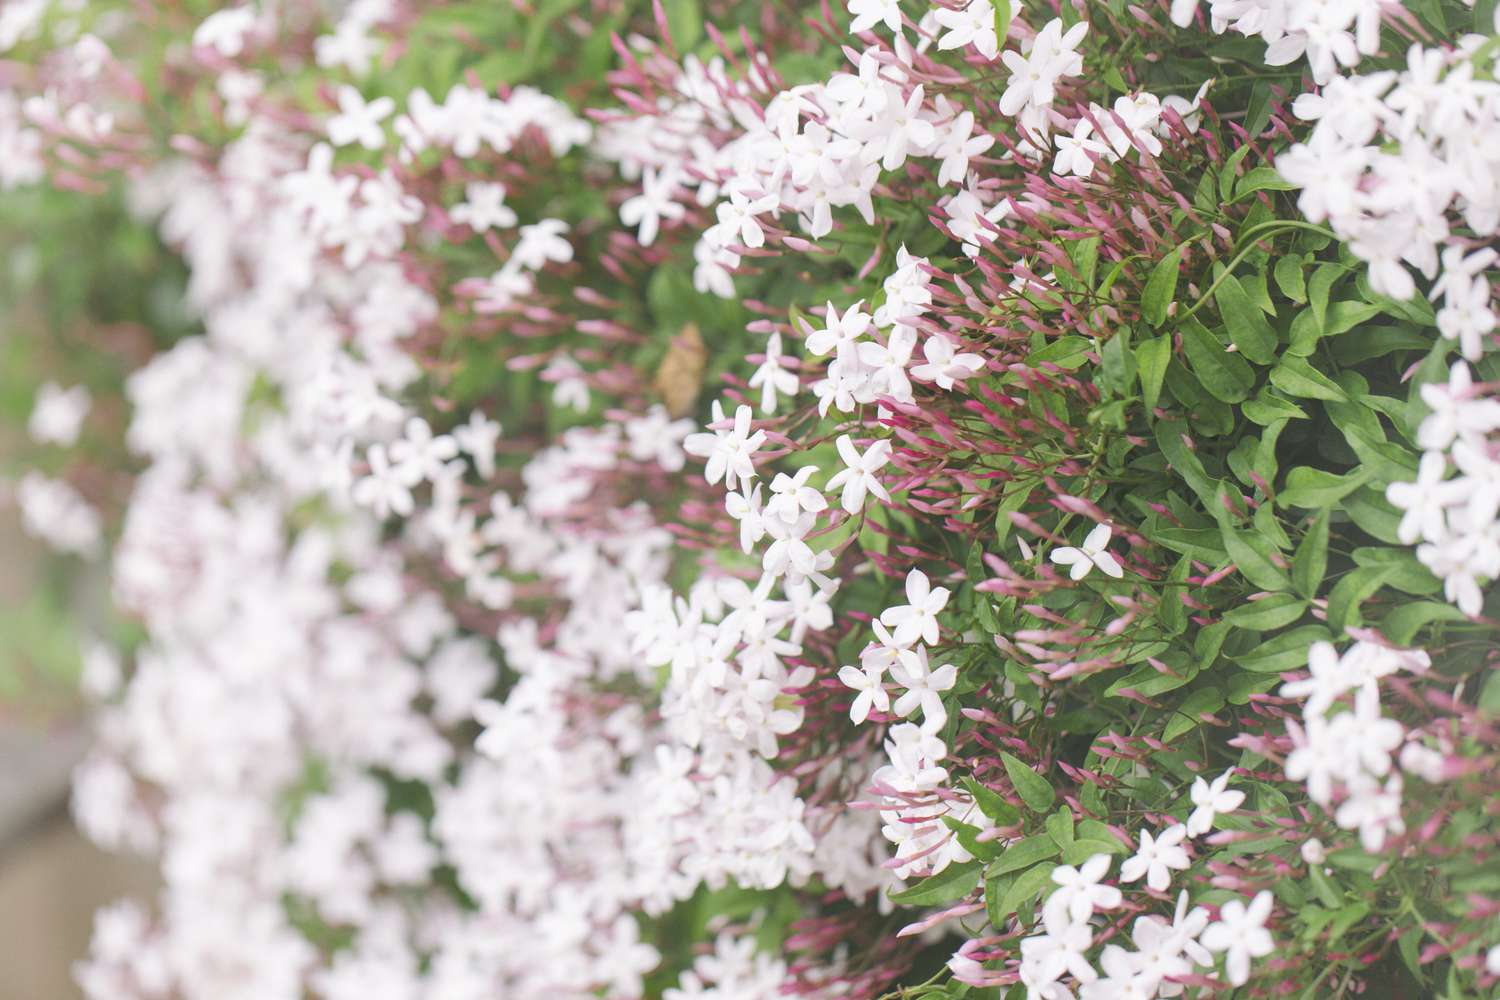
[452,410,502,478]
[857,327,917,403]
[879,568,951,646]
[930,101,995,187]
[1300,838,1326,865]
[352,443,415,518]
[890,645,958,732]
[725,485,767,553]
[1044,854,1122,927]
[514,219,573,269]
[1417,362,1500,452]
[1186,772,1244,837]
[910,334,985,389]
[837,663,889,724]
[193,6,257,57]
[999,19,1087,118]
[847,0,903,35]
[748,333,800,413]
[327,85,394,149]
[714,187,778,249]
[871,84,936,170]
[765,466,827,525]
[1120,824,1190,892]
[1201,891,1274,987]
[29,382,91,446]
[1049,524,1124,580]
[450,182,517,232]
[826,435,892,514]
[805,301,872,359]
[933,2,1002,60]
[1021,913,1098,990]
[388,417,459,485]
[620,167,685,246]
[1386,450,1464,545]
[683,402,766,491]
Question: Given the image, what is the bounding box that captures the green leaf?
[1164,687,1225,741]
[1136,334,1170,411]
[1153,421,1218,508]
[1143,245,1184,328]
[1214,275,1278,365]
[944,815,1003,862]
[1322,300,1384,337]
[1181,318,1256,402]
[989,835,1060,876]
[996,862,1056,928]
[1330,324,1434,364]
[1274,255,1307,303]
[1270,355,1348,401]
[1350,547,1440,595]
[1308,865,1343,908]
[1234,166,1297,200]
[1344,487,1405,545]
[1002,752,1056,812]
[1381,600,1468,645]
[1219,145,1253,202]
[1161,555,1189,635]
[1212,485,1290,591]
[991,0,1013,49]
[1233,625,1330,673]
[1291,509,1330,598]
[888,860,982,905]
[1061,840,1123,865]
[1242,388,1308,425]
[1044,809,1074,847]
[1327,566,1393,634]
[1106,660,1195,698]
[1223,593,1308,630]
[1245,79,1274,138]
[1308,263,1344,331]
[1328,902,1372,945]
[1278,466,1371,509]
[1025,336,1093,369]
[962,777,1022,827]
[661,0,704,50]
[1101,330,1137,397]
[1195,620,1231,665]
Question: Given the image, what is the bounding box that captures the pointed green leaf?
[1181,318,1256,402]
[1001,752,1056,812]
[989,834,1059,876]
[1136,333,1170,411]
[1143,245,1184,328]
[1291,509,1330,598]
[887,859,982,905]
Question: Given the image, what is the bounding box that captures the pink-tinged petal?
[906,569,929,605]
[836,434,859,466]
[1080,854,1110,881]
[1092,547,1123,577]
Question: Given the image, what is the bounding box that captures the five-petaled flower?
[1049,523,1124,580]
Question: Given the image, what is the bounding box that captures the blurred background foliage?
[0,180,187,722]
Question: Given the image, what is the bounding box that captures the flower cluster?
[5,0,1500,998]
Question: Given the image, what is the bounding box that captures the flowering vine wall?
[6,0,1500,997]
